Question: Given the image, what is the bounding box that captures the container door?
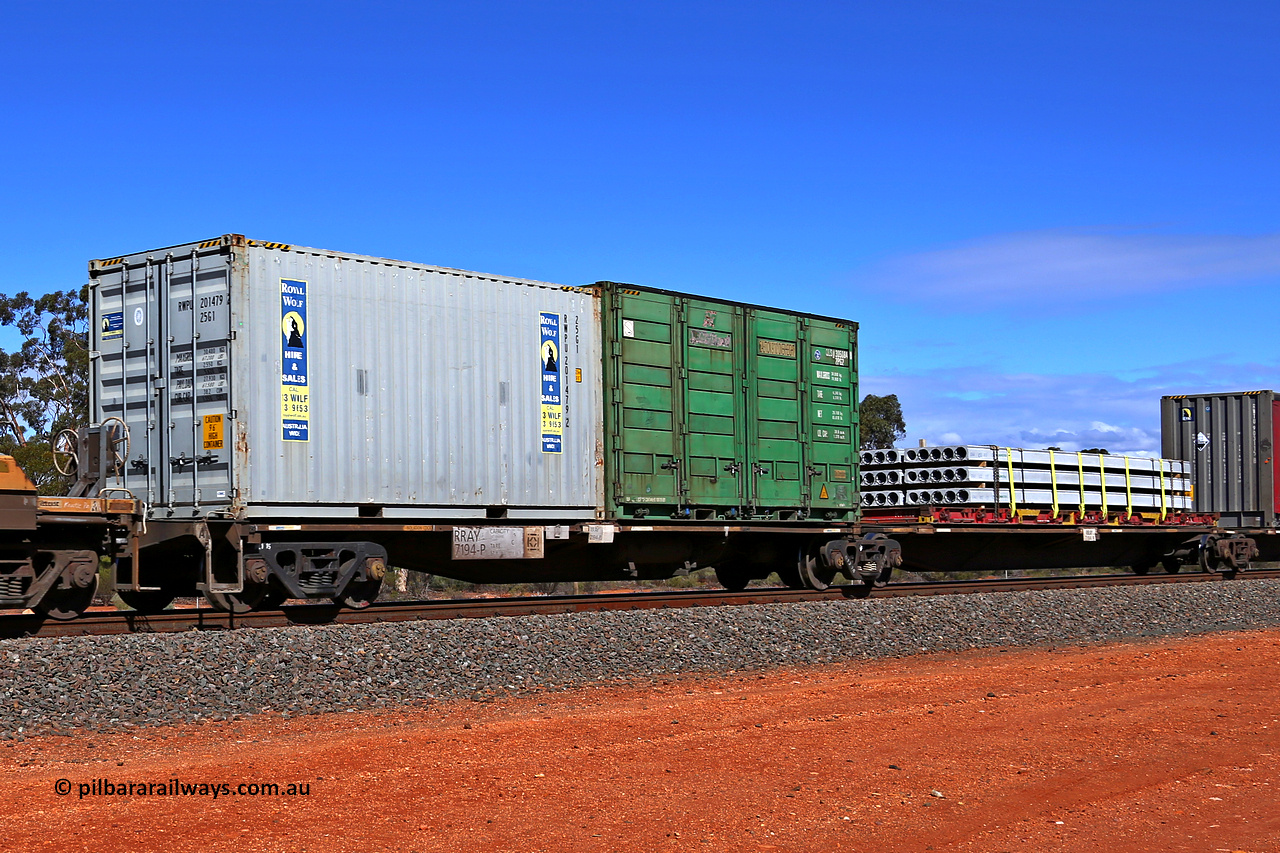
[679,299,744,513]
[803,320,858,519]
[162,250,234,509]
[744,310,805,515]
[1273,398,1280,523]
[609,289,684,515]
[93,259,162,503]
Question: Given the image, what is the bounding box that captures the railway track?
[4,568,1279,640]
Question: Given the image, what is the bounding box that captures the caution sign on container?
[540,311,562,453]
[202,413,224,450]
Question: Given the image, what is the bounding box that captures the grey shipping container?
[89,235,604,521]
[1161,390,1278,527]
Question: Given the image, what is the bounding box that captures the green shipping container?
[600,282,859,522]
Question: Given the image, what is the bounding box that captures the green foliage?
[0,287,90,494]
[860,393,907,449]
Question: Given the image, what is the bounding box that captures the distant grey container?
[1161,391,1278,528]
[89,235,604,521]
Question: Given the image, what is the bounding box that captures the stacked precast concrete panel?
[859,446,1191,517]
[853,446,1253,576]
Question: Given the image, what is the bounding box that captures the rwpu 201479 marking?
[540,312,563,454]
[280,279,309,442]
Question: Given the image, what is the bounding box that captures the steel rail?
[4,568,1279,640]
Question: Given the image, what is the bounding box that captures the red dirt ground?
[3,628,1278,852]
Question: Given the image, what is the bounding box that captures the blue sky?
[2,1,1277,453]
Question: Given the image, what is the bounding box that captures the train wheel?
[35,576,99,621]
[118,589,176,613]
[1131,562,1152,576]
[336,577,382,609]
[1162,557,1182,574]
[715,565,751,592]
[796,545,836,591]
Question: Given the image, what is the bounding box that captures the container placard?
[540,312,562,453]
[202,413,225,450]
[757,338,796,358]
[280,278,309,442]
[811,346,851,366]
[688,328,732,349]
[451,527,545,560]
[101,312,124,341]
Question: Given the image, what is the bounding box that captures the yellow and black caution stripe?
[248,240,292,251]
[197,239,222,249]
[95,256,126,267]
[1166,390,1268,398]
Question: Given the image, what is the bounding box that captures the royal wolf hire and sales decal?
[540,312,563,453]
[280,279,309,442]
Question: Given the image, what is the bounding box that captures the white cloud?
[862,357,1277,455]
[854,228,1280,307]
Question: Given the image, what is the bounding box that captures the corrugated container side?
[1161,390,1277,527]
[92,236,604,520]
[237,245,602,517]
[600,282,858,521]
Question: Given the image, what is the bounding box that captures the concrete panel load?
[859,445,1192,518]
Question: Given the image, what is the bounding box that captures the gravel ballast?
[3,579,1280,735]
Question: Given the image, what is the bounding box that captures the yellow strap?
[1124,456,1133,519]
[1076,451,1086,518]
[1098,452,1108,518]
[1159,460,1166,522]
[1006,448,1016,513]
[1049,448,1059,517]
